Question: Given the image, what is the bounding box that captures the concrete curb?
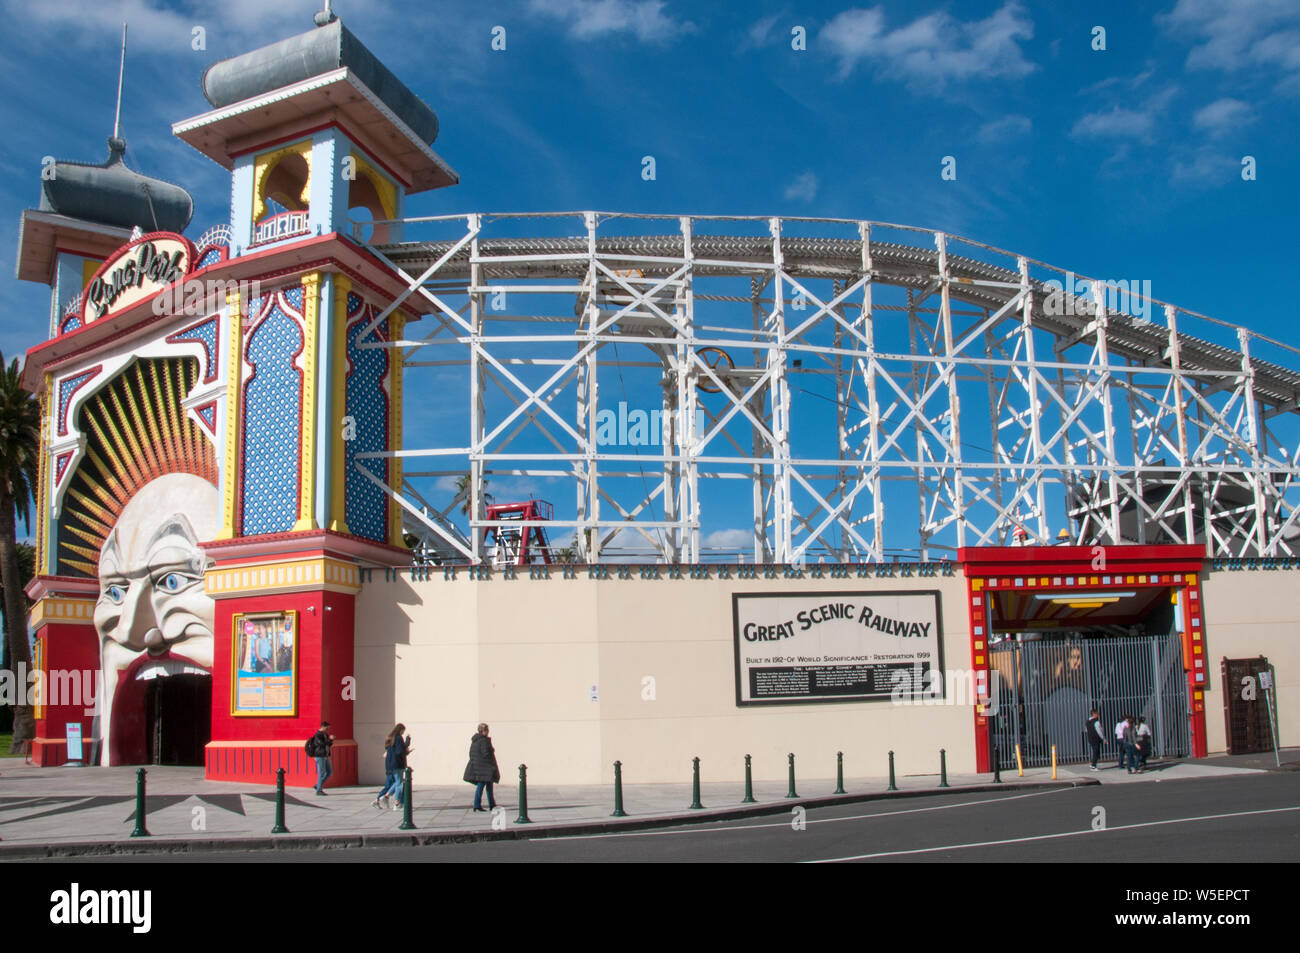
[0,777,1096,859]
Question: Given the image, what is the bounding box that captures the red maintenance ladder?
[484,500,554,567]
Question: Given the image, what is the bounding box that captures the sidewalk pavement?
[0,752,1280,859]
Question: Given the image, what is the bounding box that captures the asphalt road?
[64,771,1300,863]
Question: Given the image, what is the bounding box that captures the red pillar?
[26,578,100,766]
[202,541,361,787]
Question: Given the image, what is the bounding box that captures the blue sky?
[3,0,1298,556]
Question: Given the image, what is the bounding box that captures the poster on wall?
[231,610,298,716]
[733,591,943,705]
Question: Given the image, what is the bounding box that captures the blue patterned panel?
[197,248,224,269]
[57,369,98,436]
[241,305,303,535]
[344,306,389,542]
[166,318,219,382]
[282,286,303,314]
[347,292,363,317]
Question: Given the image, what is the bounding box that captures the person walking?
[310,720,335,795]
[373,723,412,810]
[1135,716,1153,773]
[463,722,500,812]
[1114,714,1129,770]
[1085,708,1106,771]
[1122,716,1139,774]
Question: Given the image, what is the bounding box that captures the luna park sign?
[82,232,195,323]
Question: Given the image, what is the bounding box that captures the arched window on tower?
[252,144,311,245]
[347,156,396,245]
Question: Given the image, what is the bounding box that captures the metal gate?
[989,633,1189,768]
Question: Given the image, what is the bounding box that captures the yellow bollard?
[1014,744,1024,777]
[1051,744,1058,780]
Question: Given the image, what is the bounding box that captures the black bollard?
[940,748,950,788]
[515,764,532,824]
[888,750,898,791]
[399,767,415,830]
[689,756,704,810]
[612,760,627,817]
[130,768,149,838]
[742,754,756,804]
[834,751,846,795]
[786,752,799,798]
[271,767,289,834]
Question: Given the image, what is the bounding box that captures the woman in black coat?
[463,722,500,811]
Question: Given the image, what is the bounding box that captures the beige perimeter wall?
[355,572,975,787]
[1199,568,1299,754]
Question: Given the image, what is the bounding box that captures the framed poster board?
[231,610,298,716]
[733,590,943,705]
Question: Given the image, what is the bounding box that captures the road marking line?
[809,805,1300,862]
[549,788,1070,841]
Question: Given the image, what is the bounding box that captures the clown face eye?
[104,584,126,604]
[156,572,195,593]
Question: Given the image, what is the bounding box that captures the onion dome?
[40,136,194,233]
[200,17,440,145]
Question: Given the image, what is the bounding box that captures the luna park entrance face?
[988,633,1190,769]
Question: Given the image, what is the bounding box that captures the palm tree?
[454,473,493,518]
[0,352,40,753]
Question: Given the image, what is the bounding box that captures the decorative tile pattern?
[282,286,304,314]
[166,318,220,383]
[344,304,389,542]
[241,304,303,535]
[59,314,82,334]
[54,452,73,487]
[195,401,218,434]
[196,247,225,269]
[56,368,100,436]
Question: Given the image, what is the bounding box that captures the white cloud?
[977,114,1032,143]
[526,0,693,42]
[739,13,780,51]
[2,0,318,54]
[819,2,1035,88]
[783,171,818,202]
[1071,88,1177,142]
[1161,0,1300,77]
[1170,150,1239,185]
[1071,106,1155,139]
[703,528,751,551]
[1193,97,1256,135]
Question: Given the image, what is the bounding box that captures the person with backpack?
[1085,708,1106,771]
[373,723,412,811]
[306,720,335,795]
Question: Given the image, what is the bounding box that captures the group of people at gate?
[1085,709,1153,773]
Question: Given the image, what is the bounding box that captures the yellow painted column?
[217,289,245,539]
[36,373,51,574]
[388,313,405,547]
[294,272,321,531]
[328,275,351,534]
